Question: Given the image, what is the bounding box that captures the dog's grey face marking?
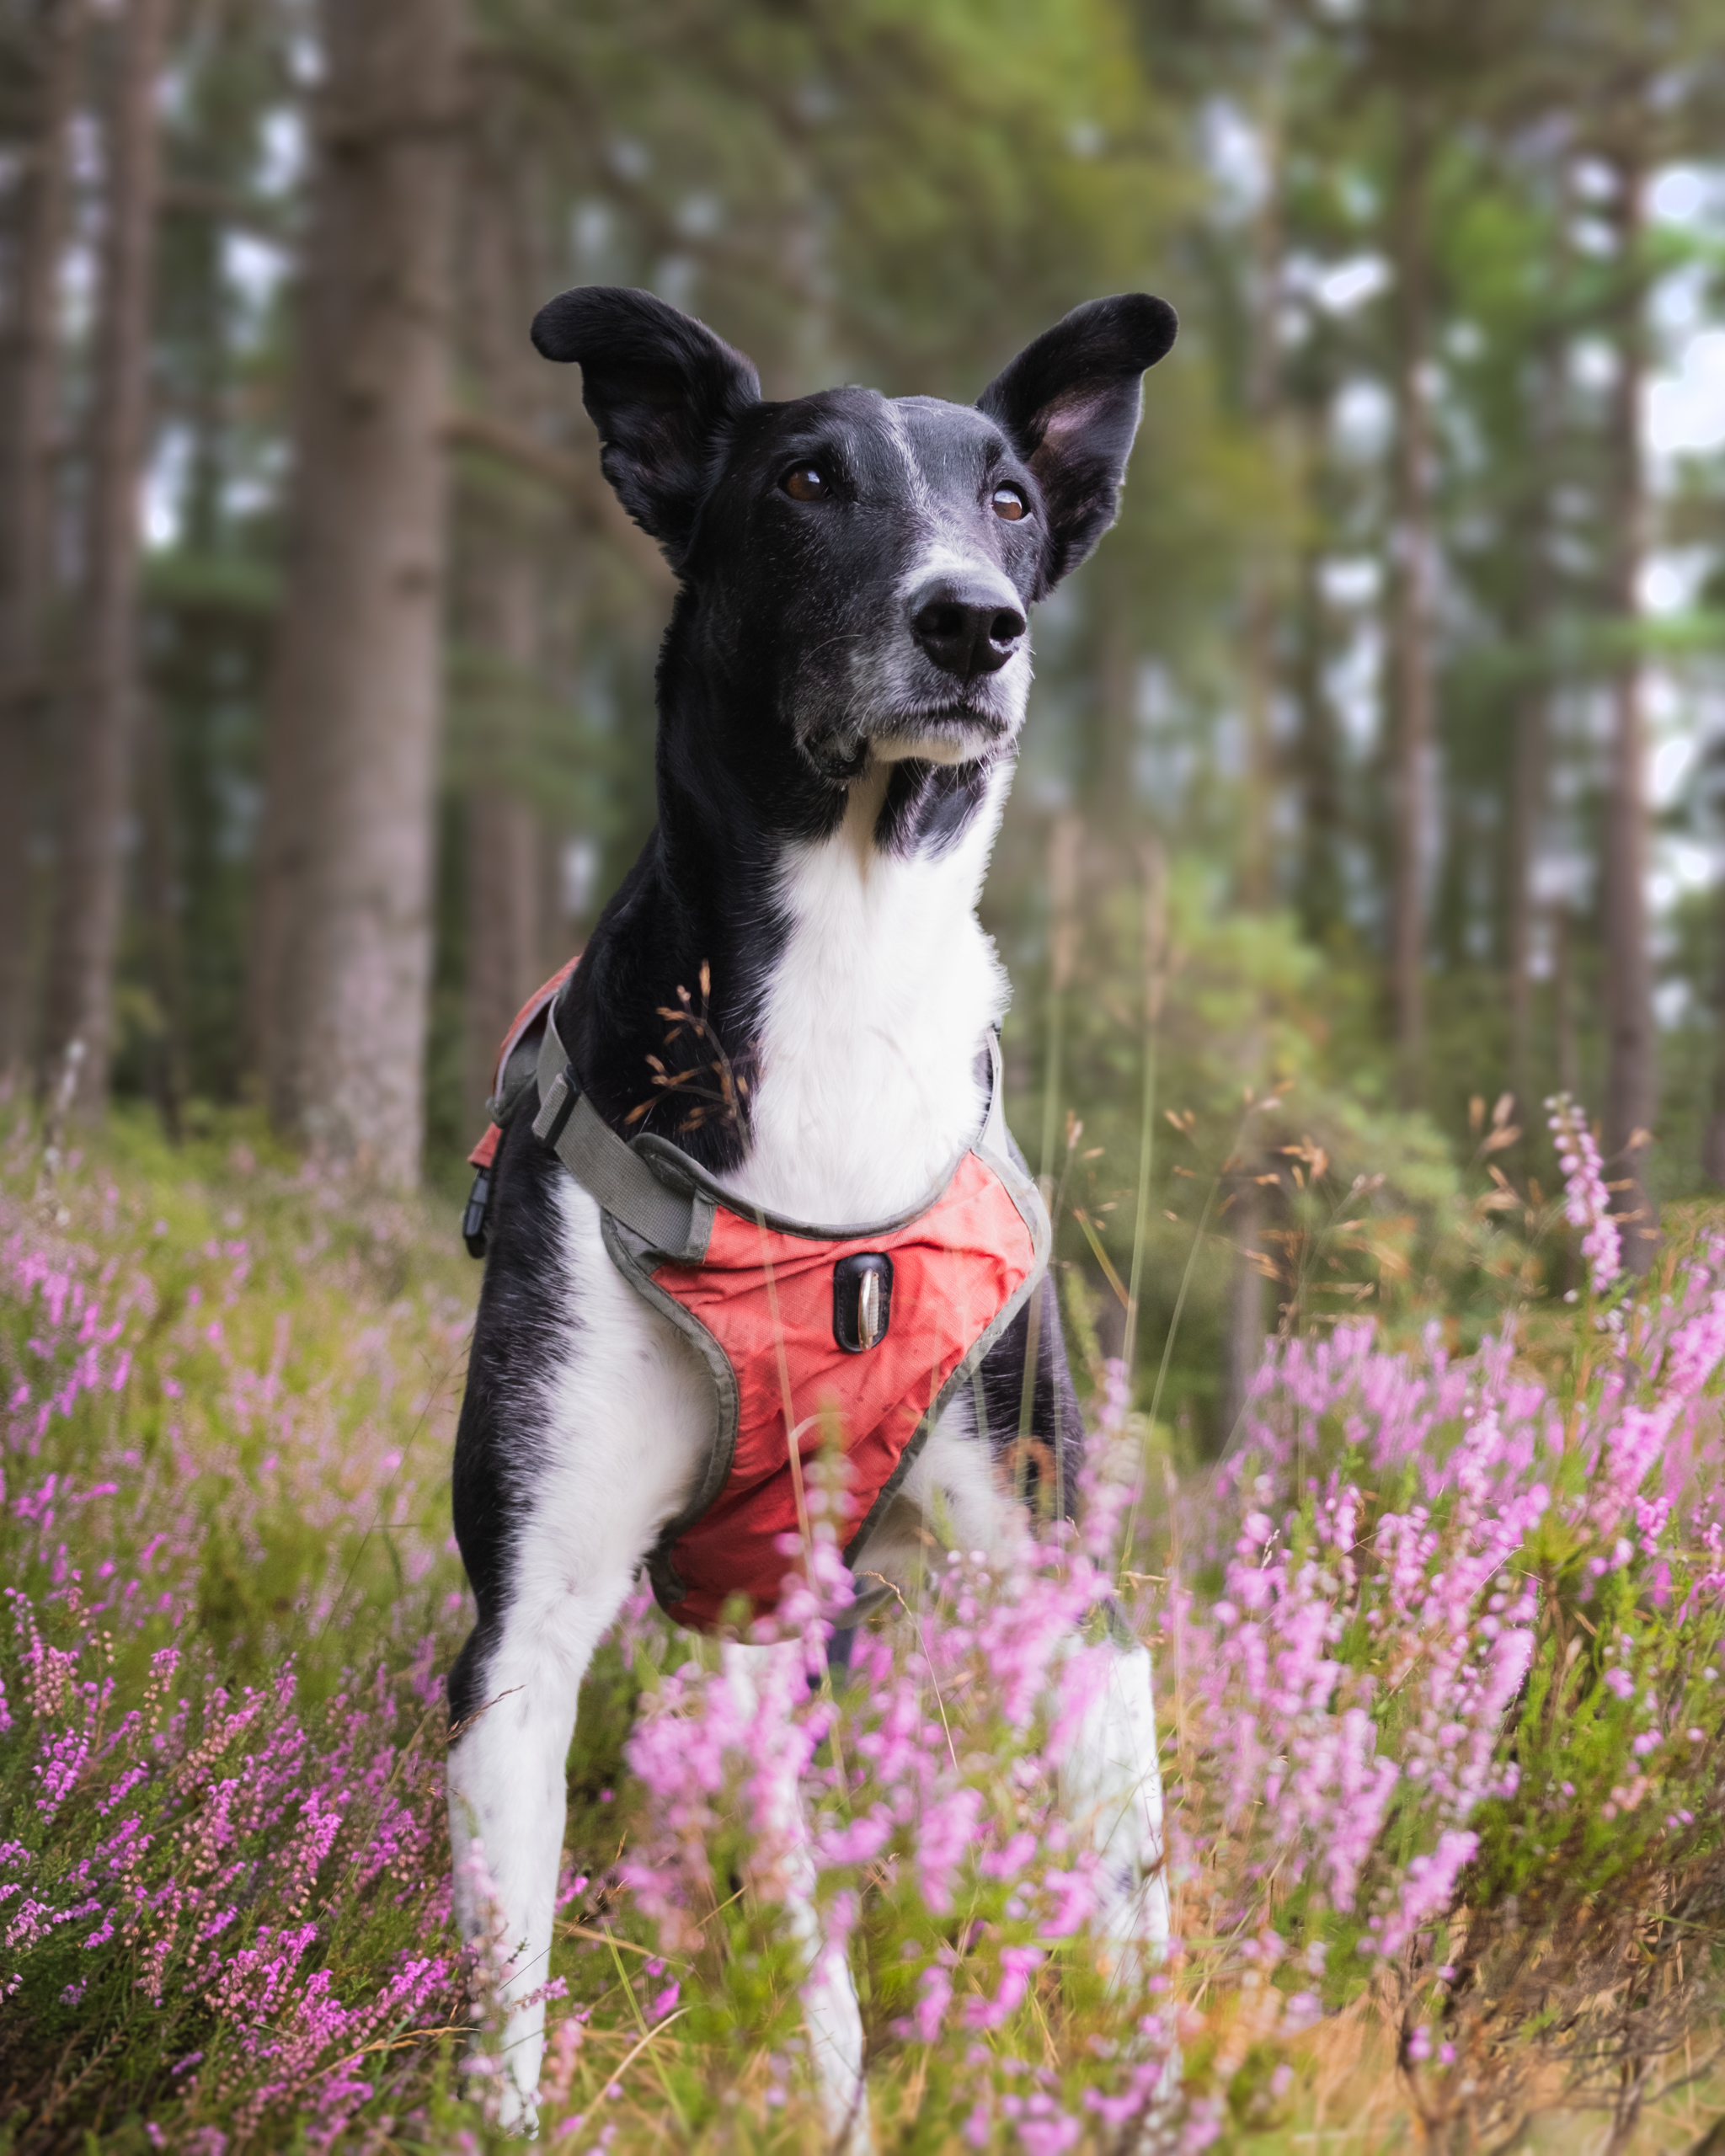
[691,387,1044,780]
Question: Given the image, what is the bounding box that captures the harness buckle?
[833,1251,893,1353]
[536,1061,581,1151]
[462,1166,493,1259]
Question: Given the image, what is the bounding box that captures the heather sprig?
[1546,1091,1624,1296]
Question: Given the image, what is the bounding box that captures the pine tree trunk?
[1505,671,1546,1127]
[259,0,462,1185]
[1506,366,1553,1123]
[1385,104,1436,1109]
[457,109,545,1134]
[1092,609,1136,841]
[1507,195,1571,1133]
[1553,902,1579,1101]
[1224,52,1283,1422]
[1600,147,1658,1272]
[39,0,167,1113]
[1293,489,1343,947]
[1238,40,1282,915]
[1220,1181,1265,1447]
[0,0,84,1081]
[464,787,542,1124]
[136,685,187,1138]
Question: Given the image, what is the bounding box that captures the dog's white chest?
[718,771,1009,1223]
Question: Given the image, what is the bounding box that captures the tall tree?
[457,74,548,1134]
[1597,125,1658,1271]
[38,0,168,1112]
[1503,319,1562,1130]
[1381,83,1438,1108]
[0,0,84,1081]
[254,0,463,1184]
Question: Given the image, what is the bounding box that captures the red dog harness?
[467,963,1049,1633]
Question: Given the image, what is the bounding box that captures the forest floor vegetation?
[4,1099,1725,2153]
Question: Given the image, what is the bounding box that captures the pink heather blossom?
[1375,1830,1479,1959]
[914,1961,953,2043]
[1546,1095,1622,1294]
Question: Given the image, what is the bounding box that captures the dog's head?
[532,286,1176,787]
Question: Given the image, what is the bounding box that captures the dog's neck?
[720,759,1008,1219]
[566,671,1012,1222]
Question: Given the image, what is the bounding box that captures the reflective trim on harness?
[468,961,1050,1635]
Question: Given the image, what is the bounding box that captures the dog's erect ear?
[978,294,1177,593]
[531,286,761,564]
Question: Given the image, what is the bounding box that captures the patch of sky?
[654,254,697,312]
[609,136,651,184]
[572,200,615,275]
[1641,552,1712,617]
[1650,165,1725,229]
[560,836,600,922]
[144,425,195,550]
[1332,379,1393,463]
[259,106,306,195]
[1649,330,1725,459]
[223,230,290,343]
[1329,623,1382,757]
[1320,557,1381,608]
[1317,257,1388,314]
[1568,338,1616,394]
[1200,99,1268,218]
[676,192,724,241]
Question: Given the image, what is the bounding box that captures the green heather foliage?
[6,1102,1725,2150]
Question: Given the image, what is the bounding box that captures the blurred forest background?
[3,0,1724,1448]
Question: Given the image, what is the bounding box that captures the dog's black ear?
[978,294,1177,592]
[531,285,761,565]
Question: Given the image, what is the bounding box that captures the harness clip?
[462,1166,492,1259]
[834,1251,893,1353]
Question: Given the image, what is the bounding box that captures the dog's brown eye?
[991,484,1028,521]
[782,464,827,502]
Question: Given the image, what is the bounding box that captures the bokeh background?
[3,0,1722,1447]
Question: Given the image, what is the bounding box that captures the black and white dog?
[447,284,1178,2137]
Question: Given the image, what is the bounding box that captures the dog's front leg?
[1057,1631,1181,2143]
[724,1640,872,2153]
[1057,1635,1171,1988]
[447,1574,632,2132]
[447,1167,718,2132]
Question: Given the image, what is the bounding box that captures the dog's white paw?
[493,2075,540,2141]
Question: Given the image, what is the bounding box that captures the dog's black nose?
[909,576,1027,679]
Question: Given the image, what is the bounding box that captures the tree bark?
[1238,34,1283,915]
[1223,41,1284,1426]
[258,0,463,1185]
[1506,356,1554,1122]
[38,0,167,1113]
[1385,101,1437,1109]
[136,684,186,1138]
[0,0,85,1081]
[1599,146,1658,1272]
[1090,610,1136,841]
[1292,469,1344,947]
[457,104,546,1133]
[464,788,542,1122]
[1505,669,1546,1127]
[1553,900,1579,1102]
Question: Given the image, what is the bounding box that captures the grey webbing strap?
[980,1028,1008,1156]
[531,1009,702,1258]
